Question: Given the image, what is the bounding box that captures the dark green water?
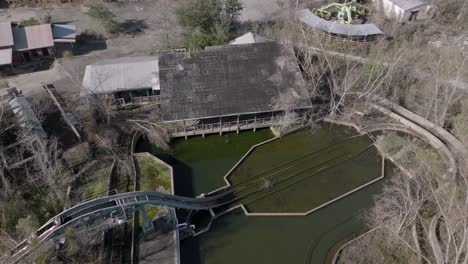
[228,129,381,213]
[135,126,392,264]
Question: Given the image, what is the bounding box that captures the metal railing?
[168,115,307,136]
[114,95,160,108]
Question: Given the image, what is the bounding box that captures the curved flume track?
[9,190,233,264]
[10,135,372,263]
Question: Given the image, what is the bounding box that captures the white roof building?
[374,0,432,22]
[82,56,159,95]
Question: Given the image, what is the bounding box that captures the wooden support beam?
[253,113,257,132]
[219,117,223,135]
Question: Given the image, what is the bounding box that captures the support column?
[236,115,240,134]
[184,120,187,140]
[219,117,223,136]
[253,113,257,132]
[209,208,216,217]
[140,206,155,234]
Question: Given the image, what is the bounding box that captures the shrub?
[42,14,52,24]
[78,30,104,41]
[19,17,40,26]
[86,3,120,35]
[176,0,243,50]
[63,50,74,58]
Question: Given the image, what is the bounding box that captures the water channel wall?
[202,126,386,218]
[328,95,468,263]
[130,132,180,264]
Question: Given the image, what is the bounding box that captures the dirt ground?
[0,0,294,99]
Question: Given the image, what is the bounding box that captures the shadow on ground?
[120,19,147,35]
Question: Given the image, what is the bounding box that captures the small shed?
[12,24,54,52]
[375,0,432,22]
[12,24,55,62]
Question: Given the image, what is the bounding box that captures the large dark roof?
[159,42,311,122]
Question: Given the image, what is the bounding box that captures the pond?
[135,124,393,264]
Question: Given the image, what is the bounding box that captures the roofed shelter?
[82,56,160,108]
[12,23,55,63]
[159,41,312,137]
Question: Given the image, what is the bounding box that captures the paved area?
[139,208,178,264]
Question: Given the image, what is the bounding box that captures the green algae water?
[227,129,381,213]
[135,124,392,264]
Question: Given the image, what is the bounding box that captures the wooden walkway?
[168,116,307,138]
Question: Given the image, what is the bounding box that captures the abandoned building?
[12,24,55,64]
[297,9,383,41]
[0,22,76,67]
[374,0,432,22]
[81,33,312,137]
[159,41,312,137]
[81,56,160,108]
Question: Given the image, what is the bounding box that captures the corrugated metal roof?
[12,24,54,51]
[230,32,273,45]
[8,94,47,139]
[82,56,159,95]
[160,42,311,122]
[297,9,383,38]
[52,24,76,43]
[0,22,14,48]
[388,0,429,11]
[0,48,12,66]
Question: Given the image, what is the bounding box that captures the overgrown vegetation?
[176,0,243,50]
[19,17,40,26]
[86,3,120,35]
[135,154,171,225]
